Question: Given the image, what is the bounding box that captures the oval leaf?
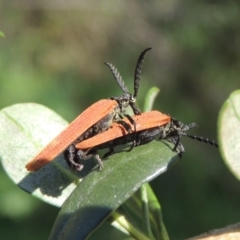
[218,90,240,180]
[0,103,79,207]
[49,141,178,240]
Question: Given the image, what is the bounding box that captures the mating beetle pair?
[26,48,218,172]
[26,48,152,171]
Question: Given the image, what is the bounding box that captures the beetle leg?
[95,155,104,170]
[116,114,137,149]
[123,114,137,133]
[116,119,133,133]
[172,136,180,152]
[102,147,115,159]
[64,145,84,171]
[164,137,185,158]
[125,131,138,152]
[77,149,103,171]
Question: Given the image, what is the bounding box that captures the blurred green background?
[1,1,240,239]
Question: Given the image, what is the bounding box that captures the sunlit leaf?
[218,90,240,180]
[88,222,134,240]
[0,103,79,207]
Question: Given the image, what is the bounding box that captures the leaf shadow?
[18,155,98,198]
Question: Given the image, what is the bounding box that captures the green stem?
[146,184,169,240]
[140,184,155,239]
[111,211,152,240]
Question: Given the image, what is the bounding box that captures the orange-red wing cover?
[76,111,170,150]
[26,99,118,171]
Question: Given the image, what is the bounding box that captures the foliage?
[0,31,5,38]
[1,1,240,239]
[218,90,240,180]
[1,86,240,239]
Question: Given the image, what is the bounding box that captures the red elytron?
[26,99,120,171]
[76,111,171,150]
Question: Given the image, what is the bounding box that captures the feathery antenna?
[104,62,130,94]
[134,47,152,98]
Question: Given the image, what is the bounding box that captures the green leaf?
[143,87,160,112]
[218,89,240,180]
[0,103,79,207]
[0,31,5,38]
[146,184,169,240]
[49,141,178,240]
[140,184,153,238]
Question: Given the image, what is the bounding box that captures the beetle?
[26,48,152,171]
[70,111,218,171]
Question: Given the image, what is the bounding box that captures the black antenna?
[185,134,219,148]
[105,48,152,115]
[133,47,152,99]
[104,62,130,95]
[167,119,218,156]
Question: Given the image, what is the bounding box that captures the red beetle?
[72,111,218,171]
